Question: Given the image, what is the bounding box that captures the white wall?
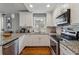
[70,3,79,24]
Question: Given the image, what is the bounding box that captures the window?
[33,13,46,33]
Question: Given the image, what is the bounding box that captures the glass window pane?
[33,13,46,32]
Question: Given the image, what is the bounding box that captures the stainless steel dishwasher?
[2,39,19,55]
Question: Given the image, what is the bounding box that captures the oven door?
[50,38,59,55]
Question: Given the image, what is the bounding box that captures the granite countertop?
[0,33,24,46]
[60,39,79,54]
[0,32,50,46]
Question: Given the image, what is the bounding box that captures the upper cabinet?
[19,12,33,27]
[46,12,53,26]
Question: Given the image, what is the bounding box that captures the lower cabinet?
[19,35,25,54]
[60,44,75,55]
[19,34,50,54]
[25,35,50,46]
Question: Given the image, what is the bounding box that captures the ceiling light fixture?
[46,4,50,8]
[29,4,33,8]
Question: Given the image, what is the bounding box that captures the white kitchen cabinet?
[32,38,39,46]
[25,13,33,26]
[18,35,25,54]
[25,35,50,46]
[46,12,53,26]
[25,35,38,46]
[24,35,32,46]
[39,35,50,46]
[60,44,75,55]
[19,12,26,27]
[19,12,33,27]
[39,38,50,46]
[0,46,2,55]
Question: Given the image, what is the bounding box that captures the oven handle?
[3,42,14,48]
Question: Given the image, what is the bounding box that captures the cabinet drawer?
[30,35,39,39]
[40,38,50,46]
[39,35,49,39]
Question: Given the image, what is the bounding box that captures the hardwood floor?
[20,47,52,55]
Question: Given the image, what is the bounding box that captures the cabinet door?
[32,38,39,46]
[19,12,32,27]
[46,13,52,26]
[19,12,26,27]
[29,35,39,46]
[24,35,29,46]
[39,35,50,46]
[25,13,32,26]
[25,35,32,46]
[39,38,50,46]
[19,35,25,54]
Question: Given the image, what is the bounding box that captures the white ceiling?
[0,3,65,14]
[0,3,27,13]
[24,3,64,13]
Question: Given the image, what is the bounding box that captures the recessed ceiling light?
[46,4,50,8]
[11,14,15,18]
[29,4,33,8]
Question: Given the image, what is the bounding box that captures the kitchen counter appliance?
[50,35,60,55]
[2,39,19,55]
[20,28,26,33]
[61,31,79,40]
